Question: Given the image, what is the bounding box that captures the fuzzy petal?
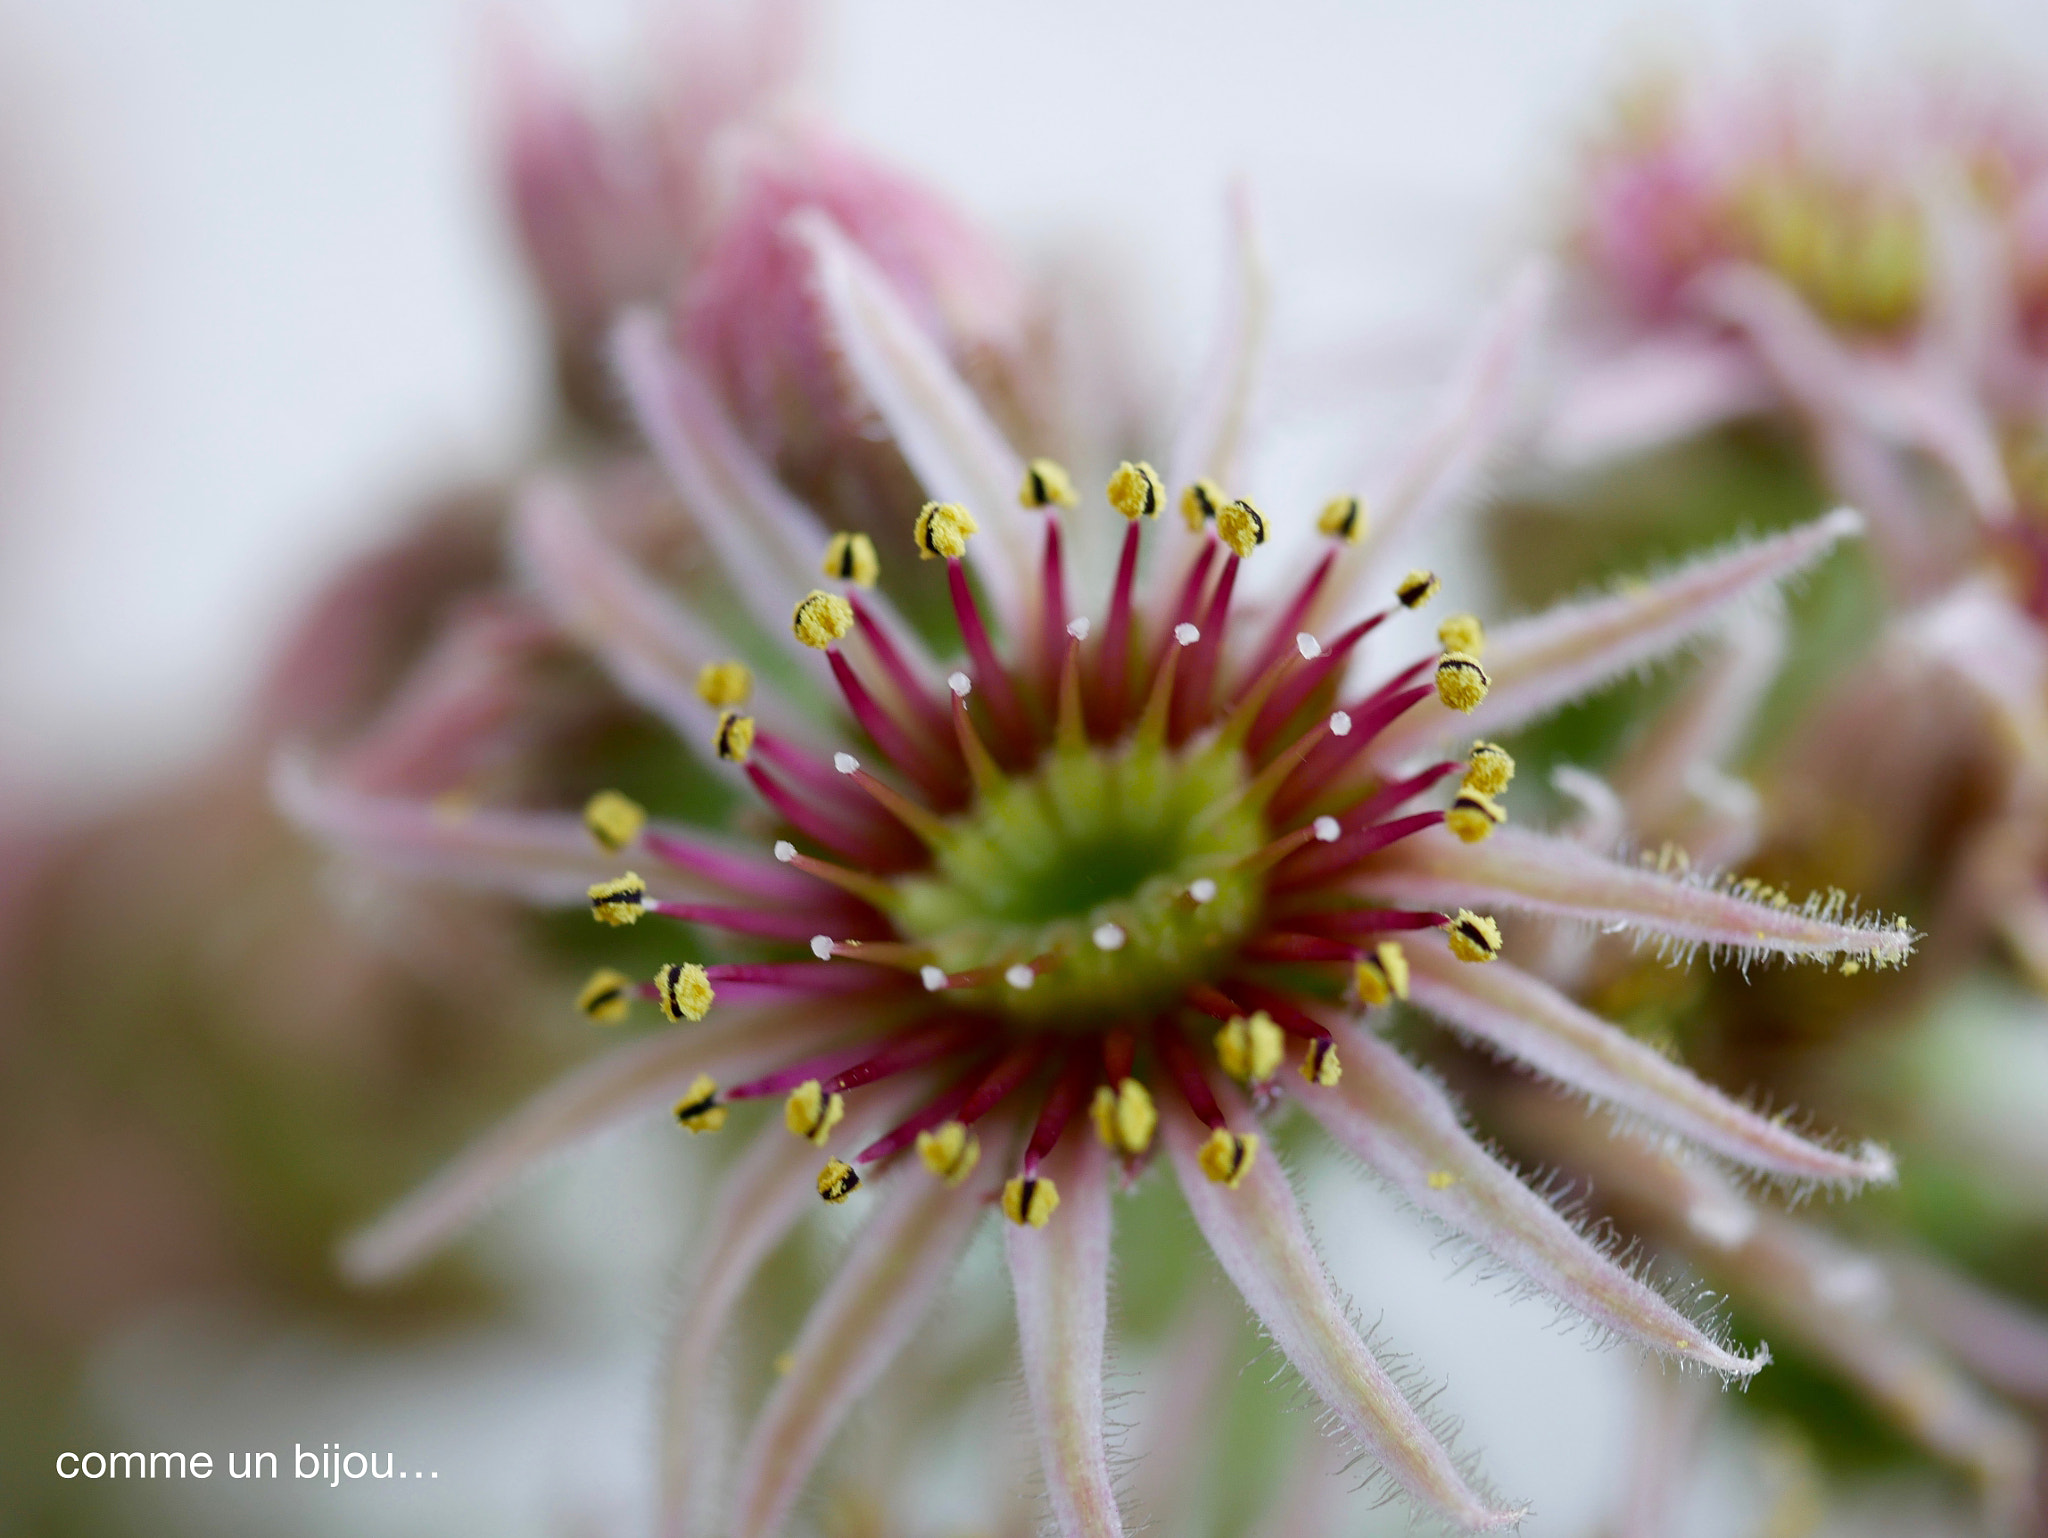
[794,209,1028,628]
[1007,1131,1124,1538]
[1358,824,1915,968]
[340,1003,865,1282]
[1368,509,1862,764]
[1291,1028,1760,1376]
[1402,945,1894,1188]
[1886,1249,2048,1406]
[731,1152,1001,1538]
[1541,332,1774,467]
[1166,181,1267,493]
[1162,1092,1523,1532]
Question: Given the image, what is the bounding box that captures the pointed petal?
[793,209,1028,628]
[340,1002,862,1282]
[513,478,821,750]
[1007,1131,1124,1538]
[1402,945,1894,1188]
[1166,181,1268,492]
[1541,332,1772,467]
[731,1154,1002,1538]
[1885,1248,2048,1406]
[1357,824,1915,968]
[1290,1028,1760,1376]
[1369,509,1862,764]
[1161,1092,1523,1532]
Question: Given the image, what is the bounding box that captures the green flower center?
[892,740,1267,1029]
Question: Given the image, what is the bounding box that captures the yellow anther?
[1107,460,1165,520]
[714,710,756,764]
[1001,1174,1060,1228]
[1215,1011,1285,1085]
[1215,498,1268,558]
[915,1120,982,1186]
[1301,1037,1342,1087]
[816,1158,861,1203]
[673,1074,727,1133]
[822,531,880,588]
[1841,959,1862,976]
[695,659,753,708]
[583,789,646,852]
[1464,741,1514,795]
[1354,941,1410,1007]
[1197,1128,1259,1188]
[1021,457,1078,509]
[575,967,634,1024]
[784,1080,846,1146]
[589,872,648,926]
[1089,1078,1157,1157]
[1396,569,1441,609]
[655,961,715,1021]
[913,501,979,560]
[1427,1170,1458,1190]
[1437,613,1485,656]
[1446,909,1503,964]
[1445,788,1507,844]
[1317,495,1367,544]
[1434,652,1489,713]
[793,589,855,648]
[1180,477,1225,532]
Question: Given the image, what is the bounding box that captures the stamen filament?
[1272,808,1447,890]
[849,595,955,754]
[949,678,1007,796]
[1241,547,1337,685]
[1039,512,1070,698]
[855,1061,994,1165]
[826,1020,986,1094]
[745,762,917,869]
[1023,1048,1096,1173]
[1288,907,1450,937]
[1183,982,1242,1022]
[1247,609,1401,755]
[947,558,1032,759]
[1272,681,1436,814]
[646,899,886,943]
[1134,628,1192,751]
[1055,632,1087,753]
[700,961,907,994]
[774,844,902,911]
[641,829,821,902]
[1172,552,1241,741]
[840,759,953,847]
[955,1040,1054,1125]
[1091,520,1144,735]
[1153,1022,1226,1130]
[827,648,960,804]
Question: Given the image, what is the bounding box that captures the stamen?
[1464,741,1514,795]
[583,790,646,852]
[1055,631,1087,752]
[1093,518,1145,734]
[793,590,855,649]
[1271,808,1446,890]
[913,501,979,560]
[816,1158,860,1202]
[1154,1021,1226,1129]
[745,760,913,867]
[1291,907,1449,938]
[589,872,648,926]
[850,596,954,750]
[920,965,948,991]
[1021,457,1079,509]
[1446,909,1504,963]
[1438,613,1485,656]
[1215,1011,1285,1084]
[1107,460,1165,520]
[820,1020,985,1096]
[822,531,880,588]
[811,935,834,959]
[1188,877,1219,904]
[643,829,822,904]
[1133,629,1191,750]
[1266,681,1437,817]
[955,1041,1055,1126]
[673,1074,727,1133]
[1220,980,1333,1040]
[768,845,901,911]
[1024,1049,1096,1172]
[1215,499,1268,559]
[654,962,715,1021]
[1435,651,1490,712]
[1354,942,1410,1006]
[1396,569,1440,609]
[836,755,953,847]
[575,968,633,1024]
[1180,477,1224,532]
[916,1121,982,1184]
[1240,932,1361,963]
[1002,1175,1061,1227]
[1246,606,1403,755]
[946,558,1031,757]
[1173,553,1241,738]
[1444,787,1508,843]
[701,961,904,995]
[713,711,756,763]
[1090,1077,1157,1156]
[949,680,1007,796]
[1317,494,1367,544]
[696,659,753,708]
[1197,1127,1259,1188]
[1301,1037,1343,1086]
[1005,963,1036,990]
[1241,548,1337,685]
[1039,508,1070,692]
[784,1080,847,1145]
[1092,922,1127,952]
[1183,982,1241,1022]
[826,649,958,805]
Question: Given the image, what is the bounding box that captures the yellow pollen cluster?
[1021,457,1078,509]
[1198,1128,1259,1188]
[1180,477,1224,532]
[1464,741,1514,795]
[916,1120,982,1185]
[1445,788,1507,844]
[1216,499,1268,558]
[673,1074,726,1133]
[1437,614,1484,656]
[1090,1078,1157,1156]
[1354,941,1410,1007]
[1447,909,1503,964]
[589,872,648,926]
[576,967,634,1024]
[656,962,714,1021]
[793,590,855,648]
[1002,1175,1061,1227]
[1435,652,1489,713]
[1317,495,1366,544]
[1301,1037,1342,1086]
[1107,460,1165,520]
[696,659,753,707]
[1215,1011,1285,1084]
[914,501,979,559]
[714,711,756,764]
[1396,570,1441,609]
[784,1080,846,1145]
[817,1158,860,1202]
[822,531,880,588]
[583,790,646,852]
